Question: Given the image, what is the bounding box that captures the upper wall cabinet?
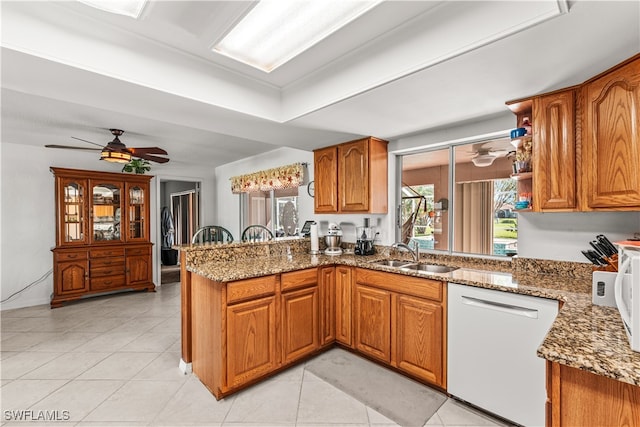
[314,137,388,214]
[533,89,578,211]
[314,146,339,213]
[507,53,640,212]
[582,56,640,210]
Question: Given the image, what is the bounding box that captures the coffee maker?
[355,218,376,256]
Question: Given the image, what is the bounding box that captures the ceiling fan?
[468,142,513,167]
[45,129,170,164]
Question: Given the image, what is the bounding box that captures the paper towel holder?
[301,220,314,237]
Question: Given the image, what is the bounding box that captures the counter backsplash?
[512,256,593,281]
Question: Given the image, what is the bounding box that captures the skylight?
[78,0,147,19]
[213,0,381,73]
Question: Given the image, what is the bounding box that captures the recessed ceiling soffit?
[1,1,568,124]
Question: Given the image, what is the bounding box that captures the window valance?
[230,162,305,194]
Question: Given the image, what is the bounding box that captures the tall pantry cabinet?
[51,167,155,308]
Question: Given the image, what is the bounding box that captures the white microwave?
[615,243,640,352]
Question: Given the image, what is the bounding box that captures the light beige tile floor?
[1,282,511,427]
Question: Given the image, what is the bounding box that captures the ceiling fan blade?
[71,136,106,148]
[127,147,168,155]
[490,150,510,157]
[45,144,101,151]
[133,153,170,164]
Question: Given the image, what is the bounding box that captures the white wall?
[518,212,640,262]
[215,146,397,245]
[0,142,215,310]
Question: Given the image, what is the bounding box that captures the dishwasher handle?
[461,295,539,319]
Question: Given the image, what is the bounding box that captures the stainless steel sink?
[370,259,415,268]
[401,264,458,273]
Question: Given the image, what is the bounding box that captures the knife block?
[592,253,618,272]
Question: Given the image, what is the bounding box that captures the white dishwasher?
[448,283,558,427]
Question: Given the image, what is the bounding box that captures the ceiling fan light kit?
[46,128,170,165]
[100,150,131,163]
[471,154,496,167]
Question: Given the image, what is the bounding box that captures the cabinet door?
[354,284,391,362]
[125,182,150,242]
[57,178,89,246]
[126,255,151,285]
[90,180,124,244]
[314,146,338,213]
[56,260,89,294]
[548,361,640,427]
[335,265,352,346]
[395,294,444,387]
[227,296,277,387]
[338,139,369,212]
[282,286,319,364]
[583,57,640,209]
[126,246,152,285]
[533,90,577,211]
[319,267,335,345]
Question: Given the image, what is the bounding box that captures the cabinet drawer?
[91,256,125,268]
[91,265,125,277]
[90,275,125,290]
[55,251,88,261]
[127,246,151,256]
[355,268,442,302]
[227,275,277,304]
[91,248,125,258]
[282,268,317,291]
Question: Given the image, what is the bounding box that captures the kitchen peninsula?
[179,239,640,426]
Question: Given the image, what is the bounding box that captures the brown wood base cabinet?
[335,265,353,346]
[319,266,336,345]
[187,265,446,399]
[51,168,154,308]
[191,269,323,399]
[547,361,640,426]
[281,269,320,364]
[354,268,446,389]
[227,294,277,388]
[354,284,392,362]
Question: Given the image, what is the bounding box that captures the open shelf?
[510,135,532,148]
[511,172,532,181]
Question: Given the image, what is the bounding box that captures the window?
[242,188,299,237]
[399,138,518,257]
[400,147,449,251]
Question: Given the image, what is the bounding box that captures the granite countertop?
[186,252,640,387]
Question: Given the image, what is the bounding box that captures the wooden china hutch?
[50,167,155,308]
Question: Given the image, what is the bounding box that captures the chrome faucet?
[392,241,420,262]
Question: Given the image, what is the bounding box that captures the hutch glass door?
[62,180,87,244]
[91,183,123,243]
[127,183,147,241]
